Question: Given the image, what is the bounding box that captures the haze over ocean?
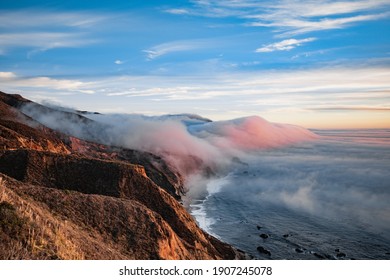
[189,129,390,259]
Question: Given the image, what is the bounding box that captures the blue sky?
[0,0,389,128]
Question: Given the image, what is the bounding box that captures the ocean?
[188,129,390,259]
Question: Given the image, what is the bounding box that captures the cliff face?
[0,91,240,260]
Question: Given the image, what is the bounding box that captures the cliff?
[0,90,241,260]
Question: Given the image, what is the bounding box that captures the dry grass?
[0,175,84,260]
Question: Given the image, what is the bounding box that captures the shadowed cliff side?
[0,91,183,198]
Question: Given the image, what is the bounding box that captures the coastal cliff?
[0,91,241,260]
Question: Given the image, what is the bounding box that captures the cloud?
[0,10,106,54]
[19,103,317,177]
[0,32,96,54]
[254,0,390,18]
[211,132,390,233]
[107,86,194,98]
[114,60,125,65]
[164,8,191,15]
[143,39,213,60]
[0,72,17,79]
[249,12,390,36]
[0,10,107,29]
[0,72,95,94]
[169,0,390,35]
[308,106,390,112]
[20,99,390,234]
[2,66,389,128]
[256,37,316,52]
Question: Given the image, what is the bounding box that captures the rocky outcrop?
[0,90,241,260]
[0,91,183,198]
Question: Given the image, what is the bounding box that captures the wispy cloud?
[256,37,316,52]
[309,106,390,112]
[143,39,213,60]
[0,32,96,53]
[0,72,17,79]
[106,86,194,97]
[168,0,390,36]
[0,10,107,29]
[2,66,389,127]
[249,12,390,36]
[164,8,191,15]
[0,72,95,94]
[0,10,106,55]
[252,0,390,18]
[3,66,389,100]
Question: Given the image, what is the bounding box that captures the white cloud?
[0,33,96,53]
[2,66,389,127]
[249,12,390,36]
[24,77,95,94]
[256,37,316,52]
[0,72,17,79]
[0,10,106,54]
[107,86,197,99]
[164,8,191,15]
[259,0,390,18]
[114,60,124,65]
[0,10,107,28]
[143,39,215,60]
[172,0,390,35]
[0,72,95,94]
[3,66,389,100]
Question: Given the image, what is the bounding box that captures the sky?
[0,0,389,129]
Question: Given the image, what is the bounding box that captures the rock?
[324,254,333,260]
[257,246,271,256]
[256,225,262,230]
[313,252,325,259]
[336,252,346,258]
[335,249,340,252]
[259,233,269,239]
[295,248,304,253]
[283,234,290,238]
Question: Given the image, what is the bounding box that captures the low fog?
[20,102,317,177]
[208,133,390,234]
[19,102,390,235]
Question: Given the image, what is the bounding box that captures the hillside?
[0,91,242,260]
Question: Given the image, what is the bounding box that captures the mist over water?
[20,103,317,176]
[191,130,390,259]
[19,103,390,259]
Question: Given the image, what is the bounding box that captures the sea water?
[189,130,390,259]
